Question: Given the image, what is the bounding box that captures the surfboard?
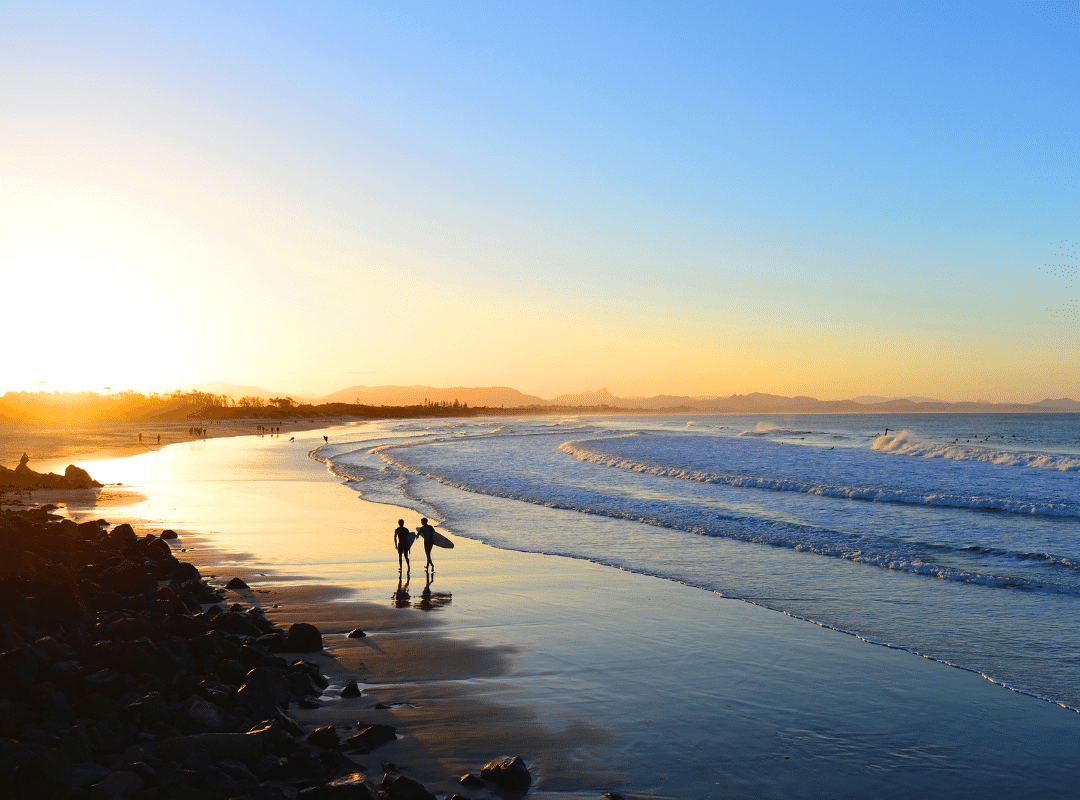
[431,531,454,549]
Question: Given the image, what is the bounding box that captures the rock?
[604,793,626,800]
[65,464,103,487]
[160,529,178,539]
[110,523,138,546]
[307,725,340,749]
[282,622,322,653]
[340,680,362,698]
[382,774,437,800]
[226,577,250,591]
[161,731,268,764]
[71,761,111,787]
[345,724,396,754]
[93,769,146,797]
[298,696,322,709]
[255,753,290,778]
[480,756,532,793]
[252,781,300,800]
[288,671,321,698]
[235,667,291,716]
[347,628,366,638]
[460,773,485,787]
[216,758,258,782]
[185,696,228,731]
[0,741,73,798]
[324,771,378,799]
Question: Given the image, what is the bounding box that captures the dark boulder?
[481,755,532,793]
[340,680,362,698]
[0,740,73,799]
[347,628,366,638]
[225,577,250,591]
[346,724,396,754]
[281,623,322,653]
[324,771,378,799]
[460,772,486,787]
[159,529,178,539]
[307,725,339,749]
[382,774,437,800]
[64,464,103,488]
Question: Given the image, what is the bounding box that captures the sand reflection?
[392,574,452,612]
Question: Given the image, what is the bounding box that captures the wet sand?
[10,423,1080,798]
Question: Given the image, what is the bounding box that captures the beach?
[7,419,1080,798]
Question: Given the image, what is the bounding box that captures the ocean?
[316,412,1080,712]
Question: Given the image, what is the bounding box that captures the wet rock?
[226,577,250,591]
[341,680,362,698]
[481,755,532,793]
[282,622,322,653]
[94,769,146,796]
[235,667,291,716]
[324,771,378,799]
[308,725,340,749]
[72,761,111,787]
[252,780,300,800]
[0,741,73,799]
[346,724,396,754]
[185,696,228,731]
[160,529,178,539]
[460,772,485,787]
[162,731,268,763]
[382,773,437,800]
[347,628,366,638]
[64,464,102,488]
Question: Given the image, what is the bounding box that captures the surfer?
[417,517,437,573]
[394,519,413,574]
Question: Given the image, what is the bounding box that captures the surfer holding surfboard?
[417,518,438,573]
[394,519,414,574]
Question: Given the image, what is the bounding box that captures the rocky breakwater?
[0,508,513,800]
[0,454,104,492]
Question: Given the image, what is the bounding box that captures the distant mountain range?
[310,384,1080,413]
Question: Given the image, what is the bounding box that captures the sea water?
[315,413,1080,711]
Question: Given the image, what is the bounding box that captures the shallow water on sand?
[321,413,1080,713]
[76,422,1080,798]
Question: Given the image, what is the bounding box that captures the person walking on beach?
[394,519,413,574]
[417,517,437,573]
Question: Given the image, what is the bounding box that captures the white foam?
[873,430,1080,472]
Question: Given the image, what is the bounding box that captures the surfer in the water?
[394,519,412,574]
[417,517,437,573]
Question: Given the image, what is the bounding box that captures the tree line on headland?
[3,387,1078,426]
[0,390,620,424]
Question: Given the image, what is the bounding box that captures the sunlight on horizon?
[2,1,1077,404]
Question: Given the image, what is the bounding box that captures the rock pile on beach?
[0,507,502,800]
[0,454,104,492]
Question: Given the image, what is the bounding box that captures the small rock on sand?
[480,755,532,793]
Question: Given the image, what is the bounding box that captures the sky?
[2,1,1078,403]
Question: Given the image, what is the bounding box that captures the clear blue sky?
[2,1,1077,401]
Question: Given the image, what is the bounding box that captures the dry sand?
[0,418,350,477]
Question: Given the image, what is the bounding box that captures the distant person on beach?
[324,435,328,443]
[139,433,142,443]
[394,519,413,573]
[157,434,160,444]
[417,517,437,572]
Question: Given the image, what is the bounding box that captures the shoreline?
[6,422,1080,797]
